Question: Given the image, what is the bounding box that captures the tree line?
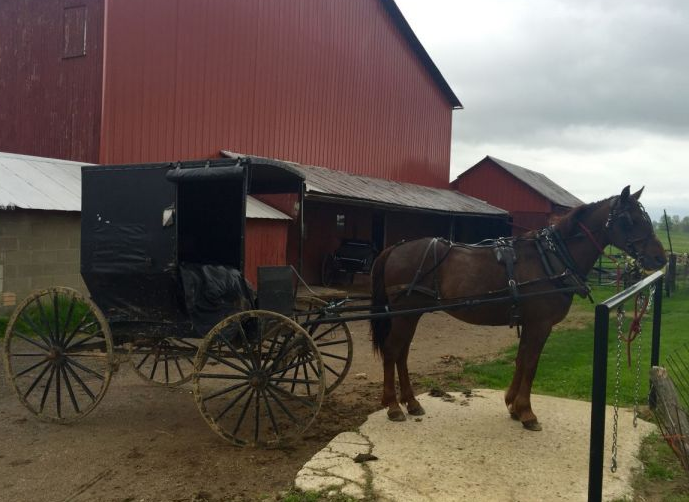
[654,215,689,232]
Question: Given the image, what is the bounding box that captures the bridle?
[604,196,655,261]
[579,196,656,264]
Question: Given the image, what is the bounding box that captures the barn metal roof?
[0,151,290,220]
[486,156,584,208]
[221,150,506,216]
[302,164,505,216]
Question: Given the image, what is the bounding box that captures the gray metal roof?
[0,151,289,219]
[297,163,507,216]
[0,152,84,211]
[486,156,584,208]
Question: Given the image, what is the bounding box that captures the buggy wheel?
[2,287,114,423]
[129,337,199,387]
[321,254,336,287]
[193,310,325,447]
[294,297,353,394]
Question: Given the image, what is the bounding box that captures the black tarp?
[179,264,254,336]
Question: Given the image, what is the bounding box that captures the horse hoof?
[387,409,407,422]
[522,419,542,431]
[509,411,519,421]
[407,405,425,416]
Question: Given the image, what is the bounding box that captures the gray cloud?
[396,0,689,217]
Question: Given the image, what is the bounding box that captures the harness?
[387,229,592,334]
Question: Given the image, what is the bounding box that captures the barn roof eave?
[378,0,463,109]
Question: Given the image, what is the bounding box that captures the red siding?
[100,0,452,187]
[244,219,289,287]
[452,159,551,213]
[452,158,558,234]
[0,0,104,162]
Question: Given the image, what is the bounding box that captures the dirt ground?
[0,311,516,502]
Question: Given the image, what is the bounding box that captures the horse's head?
[604,186,667,270]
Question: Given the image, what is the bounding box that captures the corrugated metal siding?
[244,219,289,287]
[100,0,452,188]
[0,0,104,163]
[453,159,552,213]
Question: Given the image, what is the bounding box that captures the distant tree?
[657,215,673,231]
[681,216,689,233]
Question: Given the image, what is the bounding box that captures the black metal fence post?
[588,304,610,502]
[649,276,664,409]
[587,270,664,502]
[651,276,663,367]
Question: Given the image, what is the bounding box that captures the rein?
[577,221,619,265]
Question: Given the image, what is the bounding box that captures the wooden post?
[650,366,689,471]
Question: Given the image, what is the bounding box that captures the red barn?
[1,0,508,283]
[450,156,584,235]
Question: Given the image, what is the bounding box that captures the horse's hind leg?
[381,315,420,421]
[397,316,424,416]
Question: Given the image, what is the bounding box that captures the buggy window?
[177,180,244,269]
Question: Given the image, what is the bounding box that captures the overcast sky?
[395,0,688,220]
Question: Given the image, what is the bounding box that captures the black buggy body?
[80,157,303,337]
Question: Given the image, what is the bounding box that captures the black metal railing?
[588,270,664,502]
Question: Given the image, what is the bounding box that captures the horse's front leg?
[511,322,552,431]
[505,334,528,419]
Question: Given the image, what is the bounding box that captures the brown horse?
[370,186,666,430]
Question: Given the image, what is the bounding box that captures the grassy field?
[657,229,689,254]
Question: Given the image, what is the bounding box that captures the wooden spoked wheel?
[193,310,325,447]
[129,337,199,387]
[2,287,114,423]
[293,297,353,394]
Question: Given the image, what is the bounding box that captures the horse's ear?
[632,186,644,201]
[620,186,631,204]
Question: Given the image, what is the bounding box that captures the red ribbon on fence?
[619,291,651,367]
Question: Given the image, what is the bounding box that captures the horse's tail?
[370,245,395,357]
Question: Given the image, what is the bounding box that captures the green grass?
[464,285,689,408]
[279,490,357,502]
[657,229,689,254]
[633,433,689,501]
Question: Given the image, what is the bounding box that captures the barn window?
[63,6,87,58]
[336,214,345,228]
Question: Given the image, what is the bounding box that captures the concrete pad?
[295,389,656,501]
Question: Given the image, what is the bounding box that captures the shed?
[0,152,291,312]
[450,156,584,235]
[222,151,510,283]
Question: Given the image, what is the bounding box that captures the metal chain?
[611,304,625,473]
[632,292,645,427]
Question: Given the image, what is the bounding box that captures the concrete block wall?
[0,209,86,314]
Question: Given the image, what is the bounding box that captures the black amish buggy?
[2,156,354,446]
[321,239,379,287]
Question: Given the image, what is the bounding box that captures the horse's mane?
[519,196,614,241]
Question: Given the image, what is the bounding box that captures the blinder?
[604,195,654,261]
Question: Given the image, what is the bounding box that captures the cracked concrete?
[296,431,374,499]
[295,389,656,501]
